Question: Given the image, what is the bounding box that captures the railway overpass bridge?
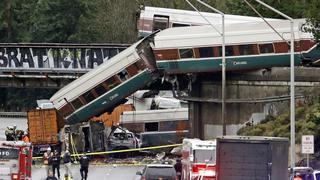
[0,43,129,88]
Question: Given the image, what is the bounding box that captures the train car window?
[179,49,194,59]
[71,98,83,110]
[218,46,234,56]
[94,84,107,96]
[274,42,289,53]
[259,43,274,54]
[145,122,159,132]
[83,91,95,103]
[199,47,214,58]
[153,15,169,32]
[117,69,129,82]
[126,63,139,76]
[59,104,73,117]
[239,44,254,55]
[135,60,147,70]
[172,23,190,27]
[105,76,120,90]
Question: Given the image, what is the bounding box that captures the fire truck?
[0,141,32,180]
[181,138,216,180]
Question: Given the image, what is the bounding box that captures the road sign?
[302,135,314,154]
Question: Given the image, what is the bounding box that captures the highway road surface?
[32,164,143,180]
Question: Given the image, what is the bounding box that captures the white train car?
[138,6,278,37]
[50,35,158,124]
[152,19,318,74]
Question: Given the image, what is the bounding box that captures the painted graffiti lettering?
[0,48,8,67]
[33,48,46,68]
[0,46,125,69]
[21,48,34,68]
[8,48,20,67]
[88,49,103,69]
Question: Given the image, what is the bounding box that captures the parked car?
[136,164,177,180]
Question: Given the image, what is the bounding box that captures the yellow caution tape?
[32,143,182,160]
[70,134,80,160]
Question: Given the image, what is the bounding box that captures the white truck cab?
[181,138,216,180]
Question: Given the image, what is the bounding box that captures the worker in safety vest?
[22,131,30,142]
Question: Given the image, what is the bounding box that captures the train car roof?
[50,38,144,103]
[140,6,279,25]
[154,19,312,49]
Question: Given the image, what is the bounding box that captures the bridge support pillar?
[186,69,320,140]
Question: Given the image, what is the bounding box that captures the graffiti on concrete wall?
[0,47,126,69]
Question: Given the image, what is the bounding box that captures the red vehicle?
[0,141,32,180]
[181,138,216,180]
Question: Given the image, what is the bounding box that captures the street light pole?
[194,0,227,135]
[247,0,296,175]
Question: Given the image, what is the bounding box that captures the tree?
[224,0,309,19]
[93,0,138,43]
[306,0,320,41]
[31,0,98,43]
[0,0,36,42]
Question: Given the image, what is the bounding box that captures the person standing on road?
[43,147,53,176]
[79,152,90,180]
[63,150,73,178]
[51,150,61,179]
[174,158,182,180]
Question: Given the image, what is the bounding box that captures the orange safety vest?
[22,135,30,142]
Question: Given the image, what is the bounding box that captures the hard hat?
[47,147,51,151]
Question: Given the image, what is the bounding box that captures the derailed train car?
[50,35,158,124]
[153,19,318,74]
[137,6,278,38]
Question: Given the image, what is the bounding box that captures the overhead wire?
[243,0,290,45]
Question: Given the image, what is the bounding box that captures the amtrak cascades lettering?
[233,61,247,65]
[0,47,123,69]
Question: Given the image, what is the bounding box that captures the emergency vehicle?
[181,138,216,180]
[0,141,32,180]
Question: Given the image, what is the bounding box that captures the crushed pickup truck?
[107,126,139,151]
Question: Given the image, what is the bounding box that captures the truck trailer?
[27,108,65,155]
[216,136,289,180]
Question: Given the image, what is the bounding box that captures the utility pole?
[244,0,296,177]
